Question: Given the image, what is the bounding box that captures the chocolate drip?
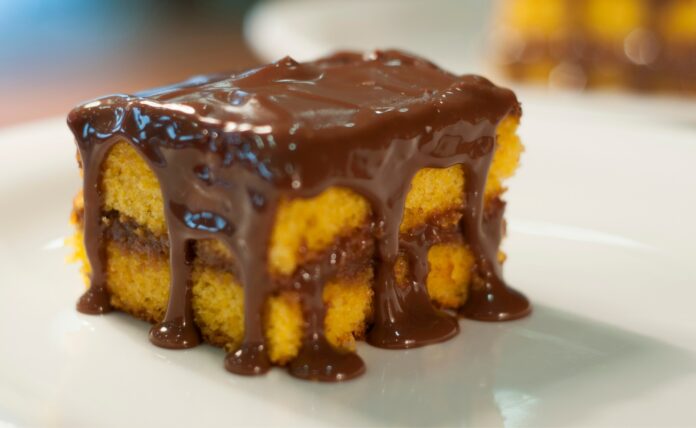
[149,233,200,349]
[224,194,278,376]
[68,50,531,381]
[459,153,531,321]
[288,238,366,381]
[356,170,459,349]
[75,140,113,315]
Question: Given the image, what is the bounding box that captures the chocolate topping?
[68,50,530,382]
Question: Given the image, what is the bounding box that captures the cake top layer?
[68,49,519,192]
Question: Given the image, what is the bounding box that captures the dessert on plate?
[68,49,530,381]
[492,0,696,92]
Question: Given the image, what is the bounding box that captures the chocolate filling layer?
[100,209,377,284]
[84,206,479,288]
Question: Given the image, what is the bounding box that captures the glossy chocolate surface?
[68,50,530,382]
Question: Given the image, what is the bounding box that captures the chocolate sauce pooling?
[68,50,531,382]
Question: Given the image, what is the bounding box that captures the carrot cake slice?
[68,50,530,382]
[492,0,696,92]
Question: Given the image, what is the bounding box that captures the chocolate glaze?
[68,50,530,381]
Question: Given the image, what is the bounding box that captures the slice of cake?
[492,0,696,92]
[68,50,530,382]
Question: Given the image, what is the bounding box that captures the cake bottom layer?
[71,227,477,364]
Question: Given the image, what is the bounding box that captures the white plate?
[1,99,695,427]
